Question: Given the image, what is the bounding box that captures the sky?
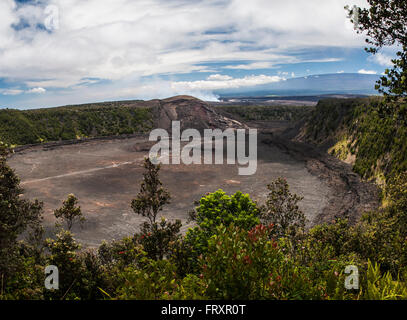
[0,0,398,109]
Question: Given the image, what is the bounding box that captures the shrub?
[261,177,306,239]
[114,258,178,300]
[44,230,83,300]
[363,261,407,300]
[136,217,182,260]
[200,223,322,300]
[184,190,260,272]
[54,194,85,231]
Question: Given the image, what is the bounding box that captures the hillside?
[293,97,407,185]
[0,96,244,147]
[214,104,314,122]
[0,101,154,146]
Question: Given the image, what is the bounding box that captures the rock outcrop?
[152,95,247,132]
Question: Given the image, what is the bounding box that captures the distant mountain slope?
[215,73,381,97]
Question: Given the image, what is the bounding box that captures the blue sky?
[0,0,397,109]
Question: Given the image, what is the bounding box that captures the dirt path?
[22,161,134,185]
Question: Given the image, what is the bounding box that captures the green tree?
[261,177,306,238]
[189,189,260,232]
[131,158,179,260]
[346,1,407,97]
[131,158,170,225]
[45,230,82,300]
[136,217,182,260]
[0,142,43,286]
[385,172,407,225]
[54,194,85,231]
[183,190,260,272]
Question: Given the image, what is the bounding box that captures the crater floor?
[9,135,331,247]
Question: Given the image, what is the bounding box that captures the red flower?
[118,251,125,255]
[243,255,252,265]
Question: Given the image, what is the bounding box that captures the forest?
[0,103,153,146]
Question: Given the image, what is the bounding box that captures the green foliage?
[200,223,322,300]
[167,237,197,278]
[303,98,407,184]
[78,249,109,300]
[114,258,178,300]
[185,190,260,267]
[190,190,260,233]
[54,194,85,230]
[44,230,82,300]
[261,177,306,238]
[131,158,171,225]
[0,143,43,249]
[136,217,182,260]
[0,103,153,146]
[385,172,407,229]
[303,193,407,278]
[170,274,207,300]
[214,105,314,121]
[98,237,145,270]
[347,1,407,98]
[0,142,43,294]
[363,261,407,300]
[306,218,353,258]
[130,158,180,262]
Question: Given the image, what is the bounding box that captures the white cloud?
[171,74,284,91]
[0,0,368,93]
[207,74,233,81]
[358,69,377,75]
[27,87,46,94]
[0,88,23,96]
[278,71,296,77]
[302,58,343,63]
[0,0,16,47]
[223,62,274,70]
[337,70,345,73]
[197,69,218,73]
[0,87,47,96]
[371,53,394,67]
